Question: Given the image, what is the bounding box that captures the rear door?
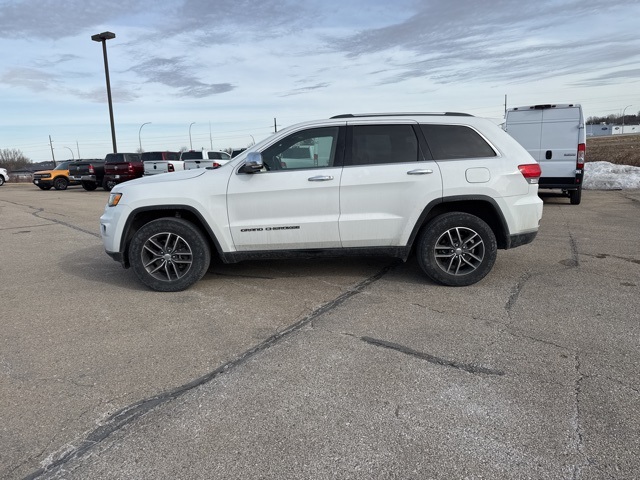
[504,109,544,161]
[339,122,442,247]
[539,106,582,179]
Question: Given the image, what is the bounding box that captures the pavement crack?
[505,272,531,316]
[25,261,398,479]
[569,352,614,479]
[360,336,505,376]
[586,252,640,266]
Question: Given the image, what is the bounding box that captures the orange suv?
[32,161,80,190]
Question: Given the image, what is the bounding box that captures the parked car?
[142,151,182,175]
[181,150,231,170]
[504,103,585,205]
[68,158,105,191]
[102,153,143,190]
[100,112,543,292]
[32,161,80,190]
[0,167,7,186]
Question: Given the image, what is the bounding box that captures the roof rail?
[330,112,473,119]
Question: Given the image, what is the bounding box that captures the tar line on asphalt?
[25,260,401,480]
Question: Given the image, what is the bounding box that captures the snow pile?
[583,162,640,190]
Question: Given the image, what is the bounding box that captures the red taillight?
[168,163,175,172]
[128,164,134,173]
[212,162,221,168]
[577,143,585,169]
[88,165,94,174]
[518,164,541,184]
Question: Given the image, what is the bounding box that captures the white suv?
[0,167,7,186]
[100,113,543,291]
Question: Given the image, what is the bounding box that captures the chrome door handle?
[308,175,334,181]
[407,169,434,175]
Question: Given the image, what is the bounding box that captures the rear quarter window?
[420,124,496,160]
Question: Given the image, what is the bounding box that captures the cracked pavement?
[1,185,638,479]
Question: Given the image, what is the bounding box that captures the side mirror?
[239,151,264,173]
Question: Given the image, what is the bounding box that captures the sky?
[1,0,639,162]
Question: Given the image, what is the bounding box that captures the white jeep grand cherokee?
[100,113,543,292]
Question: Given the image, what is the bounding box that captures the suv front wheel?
[417,212,497,286]
[128,218,211,292]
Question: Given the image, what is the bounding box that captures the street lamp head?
[91,31,116,42]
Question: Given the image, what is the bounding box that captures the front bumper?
[33,179,53,187]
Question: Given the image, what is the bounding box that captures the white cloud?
[0,0,639,159]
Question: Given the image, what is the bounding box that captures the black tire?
[569,187,582,205]
[38,185,52,190]
[82,181,98,191]
[416,212,497,286]
[128,218,211,292]
[53,177,68,190]
[102,178,117,191]
[0,176,5,186]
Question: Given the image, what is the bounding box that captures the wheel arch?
[408,195,510,252]
[119,205,223,268]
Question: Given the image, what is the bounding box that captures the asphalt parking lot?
[1,183,639,479]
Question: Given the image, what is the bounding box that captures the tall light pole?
[91,31,117,153]
[189,122,196,150]
[63,146,75,160]
[622,105,633,135]
[139,122,151,152]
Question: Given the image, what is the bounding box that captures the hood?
[121,168,208,186]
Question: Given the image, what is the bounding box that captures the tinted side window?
[261,127,339,171]
[348,124,418,166]
[142,152,161,161]
[181,151,201,160]
[420,125,496,160]
[208,152,229,160]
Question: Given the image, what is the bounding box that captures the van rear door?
[504,108,544,161]
[538,106,582,179]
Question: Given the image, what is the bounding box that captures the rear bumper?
[507,231,538,249]
[539,175,583,190]
[104,174,138,184]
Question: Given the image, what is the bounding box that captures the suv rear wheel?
[128,218,211,292]
[417,212,497,286]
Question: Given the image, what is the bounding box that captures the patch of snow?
[583,162,640,190]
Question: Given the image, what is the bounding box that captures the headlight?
[108,192,123,207]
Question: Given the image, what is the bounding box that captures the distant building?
[612,125,640,135]
[587,124,612,137]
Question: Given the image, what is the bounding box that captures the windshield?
[54,161,72,170]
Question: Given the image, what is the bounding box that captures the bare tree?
[0,148,31,171]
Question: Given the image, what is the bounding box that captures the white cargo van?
[504,104,585,205]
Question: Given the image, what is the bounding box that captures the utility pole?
[504,94,507,117]
[274,118,277,133]
[209,122,213,150]
[49,135,56,165]
[76,141,81,159]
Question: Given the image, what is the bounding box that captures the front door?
[227,126,345,251]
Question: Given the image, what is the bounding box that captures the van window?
[420,124,496,160]
[347,124,418,166]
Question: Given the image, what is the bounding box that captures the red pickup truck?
[102,153,143,190]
